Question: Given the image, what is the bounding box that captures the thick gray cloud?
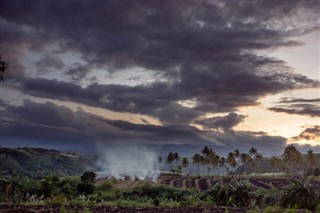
[0,0,319,152]
[35,54,65,74]
[279,98,320,103]
[269,98,320,117]
[1,100,289,154]
[195,113,247,131]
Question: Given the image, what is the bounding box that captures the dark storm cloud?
[35,54,64,73]
[1,0,319,150]
[279,98,320,103]
[1,0,319,89]
[65,63,92,82]
[269,103,320,117]
[1,100,288,154]
[195,113,247,131]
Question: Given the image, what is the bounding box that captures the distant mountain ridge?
[0,147,98,178]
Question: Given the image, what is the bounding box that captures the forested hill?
[0,147,98,178]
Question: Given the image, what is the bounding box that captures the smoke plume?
[96,144,160,180]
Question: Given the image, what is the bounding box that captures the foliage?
[281,177,316,209]
[76,182,95,195]
[123,183,194,202]
[203,182,227,206]
[0,54,9,81]
[81,171,96,184]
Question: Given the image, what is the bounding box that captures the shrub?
[76,182,95,195]
[96,179,114,191]
[46,194,68,206]
[81,171,96,184]
[227,180,252,207]
[281,177,315,209]
[205,182,227,206]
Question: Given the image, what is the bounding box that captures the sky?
[0,0,319,156]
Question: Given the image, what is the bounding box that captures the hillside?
[0,147,98,178]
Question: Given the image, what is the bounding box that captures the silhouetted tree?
[240,153,252,175]
[282,145,302,175]
[270,156,282,176]
[81,171,96,184]
[0,55,9,81]
[227,152,237,177]
[192,153,202,176]
[181,157,190,175]
[306,150,316,176]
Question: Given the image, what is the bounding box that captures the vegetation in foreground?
[1,173,320,212]
[1,144,320,212]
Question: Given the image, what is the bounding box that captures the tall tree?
[227,152,237,177]
[254,153,263,175]
[166,152,180,172]
[0,55,9,81]
[192,153,202,176]
[270,156,282,176]
[166,152,175,171]
[306,150,316,175]
[181,157,190,175]
[249,147,257,156]
[219,157,226,176]
[240,153,252,175]
[282,145,302,175]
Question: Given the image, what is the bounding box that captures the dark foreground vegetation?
[1,174,320,212]
[1,144,320,212]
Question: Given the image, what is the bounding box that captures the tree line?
[162,144,320,177]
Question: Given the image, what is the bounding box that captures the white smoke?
[96,144,160,181]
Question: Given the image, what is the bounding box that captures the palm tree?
[248,147,257,174]
[306,150,316,175]
[254,153,263,175]
[282,145,302,175]
[219,157,226,176]
[249,147,257,156]
[173,152,180,170]
[240,153,252,175]
[192,153,202,176]
[0,55,9,81]
[227,152,237,177]
[270,156,278,176]
[201,146,212,175]
[209,152,220,176]
[233,149,241,177]
[166,152,175,171]
[181,157,190,175]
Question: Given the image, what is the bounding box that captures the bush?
[76,182,95,195]
[46,194,68,206]
[281,177,315,209]
[96,179,114,191]
[227,180,252,207]
[204,182,227,206]
[123,183,194,201]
